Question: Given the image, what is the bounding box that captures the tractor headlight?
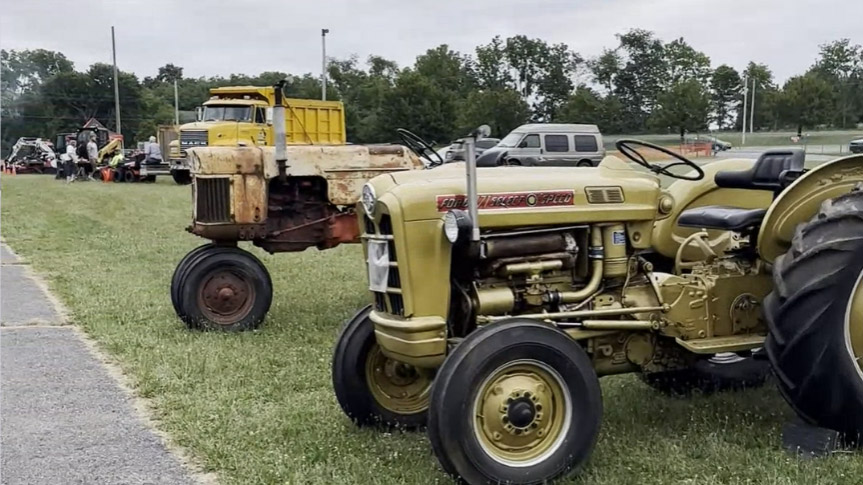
[362,183,376,216]
[444,210,472,244]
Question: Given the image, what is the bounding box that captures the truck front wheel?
[171,169,191,185]
[177,247,273,331]
[765,190,863,439]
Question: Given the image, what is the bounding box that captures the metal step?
[675,334,766,354]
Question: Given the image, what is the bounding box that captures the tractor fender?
[758,154,863,263]
[651,158,773,260]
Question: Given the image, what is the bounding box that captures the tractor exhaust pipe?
[465,125,491,242]
[273,80,288,183]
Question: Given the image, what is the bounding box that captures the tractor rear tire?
[332,305,431,429]
[171,169,192,185]
[177,247,272,332]
[640,354,769,395]
[765,189,863,440]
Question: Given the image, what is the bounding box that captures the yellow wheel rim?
[364,344,431,415]
[473,359,572,467]
[846,269,863,378]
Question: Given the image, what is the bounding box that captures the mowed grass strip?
[2,175,862,485]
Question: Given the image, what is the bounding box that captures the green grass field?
[3,175,863,485]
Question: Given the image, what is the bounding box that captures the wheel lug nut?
[492,386,503,395]
[493,432,502,441]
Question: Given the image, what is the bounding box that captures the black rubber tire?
[170,244,218,321]
[178,247,273,332]
[124,170,137,183]
[171,169,192,185]
[765,189,863,439]
[428,319,602,485]
[640,356,769,395]
[576,159,594,167]
[331,305,429,429]
[92,169,103,181]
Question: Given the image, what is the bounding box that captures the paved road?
[0,245,202,485]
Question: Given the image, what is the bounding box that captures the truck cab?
[170,86,346,182]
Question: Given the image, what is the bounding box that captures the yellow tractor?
[333,125,863,484]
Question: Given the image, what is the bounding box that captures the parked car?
[685,135,732,151]
[476,124,604,167]
[850,137,863,154]
[444,137,500,163]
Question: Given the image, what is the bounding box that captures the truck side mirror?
[266,108,274,125]
[195,107,203,122]
[518,140,528,148]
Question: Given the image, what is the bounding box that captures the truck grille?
[180,130,208,148]
[195,178,231,223]
[366,214,404,316]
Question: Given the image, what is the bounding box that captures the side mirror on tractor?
[195,107,203,122]
[265,107,274,126]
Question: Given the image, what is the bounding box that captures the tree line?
[2,30,862,153]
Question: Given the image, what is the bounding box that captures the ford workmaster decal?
[436,190,575,212]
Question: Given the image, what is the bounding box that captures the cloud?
[1,0,860,83]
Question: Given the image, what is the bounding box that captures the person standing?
[86,135,99,178]
[64,140,78,183]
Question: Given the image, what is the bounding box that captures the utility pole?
[174,78,180,125]
[749,78,756,134]
[741,76,748,146]
[111,26,121,136]
[321,28,330,101]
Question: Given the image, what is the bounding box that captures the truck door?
[254,107,267,146]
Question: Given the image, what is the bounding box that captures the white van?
[476,124,605,167]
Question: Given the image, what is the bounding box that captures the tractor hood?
[368,156,663,225]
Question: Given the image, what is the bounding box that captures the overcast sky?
[2,0,861,84]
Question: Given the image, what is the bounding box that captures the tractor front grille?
[366,213,404,316]
[195,177,231,223]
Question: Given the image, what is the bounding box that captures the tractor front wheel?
[176,246,272,331]
[428,319,602,484]
[171,244,218,321]
[332,306,431,429]
[765,189,863,439]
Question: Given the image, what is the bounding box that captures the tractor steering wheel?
[615,139,705,181]
[396,128,444,168]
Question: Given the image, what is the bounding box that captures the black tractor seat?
[676,149,805,232]
[678,206,767,232]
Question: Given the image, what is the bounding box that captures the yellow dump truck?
[168,85,346,184]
